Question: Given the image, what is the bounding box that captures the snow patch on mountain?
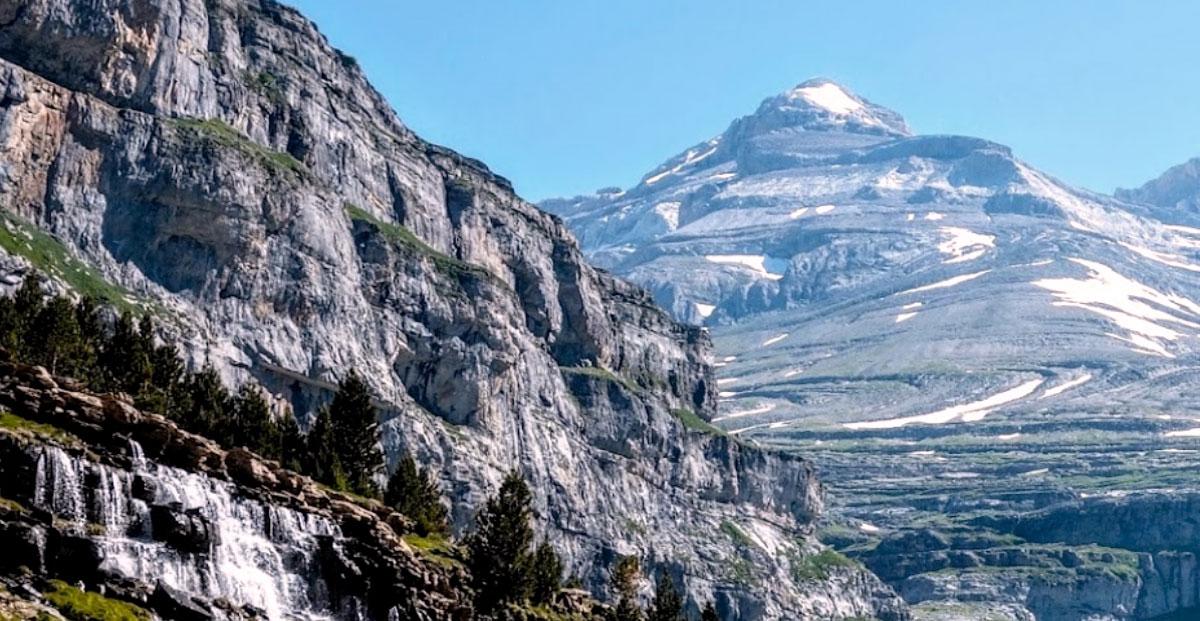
[1033,259,1200,358]
[845,379,1045,430]
[762,334,789,347]
[1040,374,1093,399]
[704,255,787,280]
[938,227,996,264]
[788,82,865,115]
[898,270,991,295]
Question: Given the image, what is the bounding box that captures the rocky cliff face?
[0,0,904,618]
[1117,157,1200,225]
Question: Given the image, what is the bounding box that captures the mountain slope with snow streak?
[542,79,1200,436]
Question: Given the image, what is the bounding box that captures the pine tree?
[700,601,719,621]
[28,296,82,375]
[610,556,643,621]
[72,297,103,383]
[175,366,232,441]
[384,453,449,536]
[278,411,305,472]
[467,470,535,612]
[305,406,345,489]
[529,539,564,605]
[0,295,18,354]
[12,273,44,330]
[231,384,279,456]
[327,370,383,497]
[102,312,151,395]
[647,572,684,621]
[144,341,185,414]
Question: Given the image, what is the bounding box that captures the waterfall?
[127,438,146,469]
[29,445,351,620]
[34,446,85,521]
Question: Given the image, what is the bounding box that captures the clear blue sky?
[290,0,1200,202]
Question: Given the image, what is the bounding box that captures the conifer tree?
[175,366,232,441]
[327,370,383,496]
[0,295,18,353]
[647,572,684,621]
[306,406,345,489]
[529,539,564,605]
[610,556,643,621]
[700,601,719,621]
[277,411,305,472]
[29,296,82,375]
[102,312,151,395]
[384,453,449,535]
[231,384,279,456]
[144,340,185,414]
[11,273,44,332]
[72,297,103,383]
[467,470,535,612]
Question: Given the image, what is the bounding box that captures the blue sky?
[290,0,1200,202]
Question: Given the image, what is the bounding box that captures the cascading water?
[29,443,355,620]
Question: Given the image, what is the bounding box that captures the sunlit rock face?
[0,1,907,619]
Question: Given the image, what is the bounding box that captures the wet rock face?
[0,0,903,617]
[149,503,215,554]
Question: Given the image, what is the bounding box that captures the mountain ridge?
[0,2,905,619]
[541,78,1200,619]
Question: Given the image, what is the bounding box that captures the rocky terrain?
[543,80,1200,619]
[0,0,907,619]
[0,355,483,620]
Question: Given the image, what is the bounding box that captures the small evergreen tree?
[72,297,103,383]
[305,406,345,489]
[11,273,44,334]
[231,384,279,456]
[102,311,151,395]
[529,539,564,605]
[175,366,232,441]
[144,341,185,414]
[384,453,449,536]
[277,411,306,472]
[700,601,719,621]
[327,370,383,496]
[609,555,643,621]
[647,572,684,621]
[28,296,82,375]
[467,470,535,612]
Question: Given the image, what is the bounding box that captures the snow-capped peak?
[786,81,865,115]
[754,78,911,137]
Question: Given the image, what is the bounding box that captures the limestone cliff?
[0,0,904,618]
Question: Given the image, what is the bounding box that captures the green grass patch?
[559,366,640,394]
[720,520,756,549]
[402,533,464,570]
[727,556,758,587]
[44,580,151,621]
[0,496,26,514]
[244,70,284,104]
[0,214,137,312]
[671,408,725,436]
[171,117,306,177]
[0,411,80,447]
[344,204,489,279]
[789,549,860,583]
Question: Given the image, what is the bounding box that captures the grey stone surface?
[0,1,905,618]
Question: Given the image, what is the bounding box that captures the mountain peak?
[784,79,867,114]
[751,77,911,137]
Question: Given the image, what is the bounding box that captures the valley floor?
[751,409,1200,620]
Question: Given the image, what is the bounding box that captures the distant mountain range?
[542,78,1200,436]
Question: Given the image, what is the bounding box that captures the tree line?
[0,273,721,620]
